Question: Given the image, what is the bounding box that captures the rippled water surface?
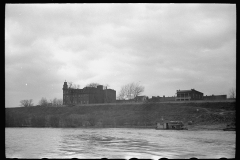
[5,128,235,159]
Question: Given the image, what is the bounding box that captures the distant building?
[62,81,116,105]
[134,96,148,102]
[203,95,227,100]
[161,95,175,101]
[175,89,203,101]
[148,95,175,102]
[150,96,161,102]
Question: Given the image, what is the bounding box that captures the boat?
[223,128,235,131]
[223,123,236,131]
[156,121,188,130]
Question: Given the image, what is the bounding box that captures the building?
[161,95,175,101]
[62,81,116,105]
[175,89,203,101]
[149,95,175,102]
[156,121,186,130]
[203,95,227,100]
[134,96,148,102]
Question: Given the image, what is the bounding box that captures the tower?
[63,81,68,89]
[63,81,68,105]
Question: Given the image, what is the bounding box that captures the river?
[5,128,235,159]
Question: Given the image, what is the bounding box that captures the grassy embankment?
[5,101,236,130]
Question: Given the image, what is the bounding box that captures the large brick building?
[62,81,116,105]
[175,89,203,101]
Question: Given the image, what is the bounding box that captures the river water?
[5,128,235,159]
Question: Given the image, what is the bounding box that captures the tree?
[229,88,236,98]
[50,98,57,106]
[20,99,34,107]
[28,99,33,106]
[103,84,110,90]
[57,99,63,105]
[49,98,63,106]
[85,83,100,88]
[72,84,77,89]
[39,97,48,106]
[118,82,144,100]
[68,82,80,89]
[68,82,73,89]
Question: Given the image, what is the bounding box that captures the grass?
[6,101,236,129]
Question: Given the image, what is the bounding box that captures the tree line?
[20,98,63,107]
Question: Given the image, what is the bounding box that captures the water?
[5,128,235,159]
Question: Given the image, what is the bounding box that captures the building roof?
[177,90,192,93]
[176,89,203,94]
[135,95,147,98]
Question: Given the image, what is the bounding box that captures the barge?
[156,121,188,130]
[223,123,235,131]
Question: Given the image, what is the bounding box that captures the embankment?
[5,101,236,130]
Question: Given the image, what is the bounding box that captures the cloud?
[5,4,236,107]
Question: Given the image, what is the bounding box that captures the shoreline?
[6,124,233,131]
[186,123,232,131]
[6,102,235,130]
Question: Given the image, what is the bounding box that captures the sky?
[5,3,236,107]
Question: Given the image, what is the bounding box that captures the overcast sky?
[5,3,236,107]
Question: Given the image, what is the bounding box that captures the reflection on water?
[6,128,235,159]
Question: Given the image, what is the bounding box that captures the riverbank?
[5,124,232,131]
[187,124,229,130]
[6,101,235,129]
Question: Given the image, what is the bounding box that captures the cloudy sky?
[5,3,236,107]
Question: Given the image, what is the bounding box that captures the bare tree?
[86,83,100,88]
[103,84,110,90]
[118,82,144,100]
[49,98,63,106]
[68,82,73,89]
[51,98,58,106]
[229,88,236,98]
[117,85,127,100]
[132,83,144,98]
[20,99,34,107]
[68,82,80,89]
[28,99,33,106]
[20,100,28,107]
[39,97,48,106]
[57,99,63,105]
[72,84,77,89]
